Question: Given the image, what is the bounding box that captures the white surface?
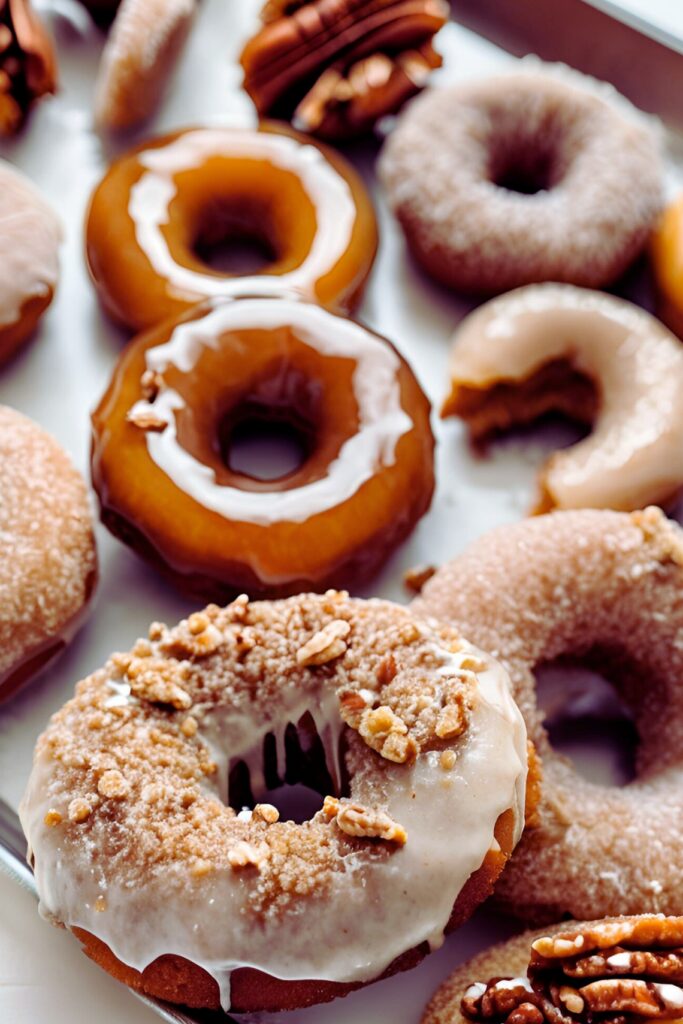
[0,2,677,1022]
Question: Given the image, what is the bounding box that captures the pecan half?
[240,0,449,140]
[0,0,56,135]
[462,917,683,1024]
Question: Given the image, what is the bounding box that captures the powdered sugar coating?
[413,508,683,922]
[0,406,97,696]
[379,68,663,294]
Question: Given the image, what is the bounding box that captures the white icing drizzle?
[21,640,527,1012]
[0,161,61,328]
[129,299,413,529]
[128,129,356,302]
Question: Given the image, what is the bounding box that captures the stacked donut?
[7,3,683,1022]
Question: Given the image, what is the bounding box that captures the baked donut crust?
[441,285,683,513]
[380,66,662,295]
[0,406,98,700]
[651,194,683,340]
[21,594,529,1013]
[91,297,435,599]
[413,508,683,923]
[85,122,378,331]
[0,160,61,366]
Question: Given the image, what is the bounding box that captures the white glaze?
[445,284,683,510]
[129,299,413,528]
[21,639,527,1011]
[0,161,61,329]
[128,129,356,302]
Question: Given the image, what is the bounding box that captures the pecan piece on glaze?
[0,0,56,135]
[240,0,449,140]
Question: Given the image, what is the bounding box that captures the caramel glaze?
[91,298,435,599]
[85,122,378,332]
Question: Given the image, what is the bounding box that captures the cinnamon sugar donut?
[21,594,529,1013]
[413,508,683,923]
[379,67,662,294]
[85,123,378,331]
[0,407,97,700]
[91,296,434,599]
[0,160,61,366]
[422,915,683,1024]
[441,285,683,512]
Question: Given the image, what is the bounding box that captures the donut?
[379,67,663,295]
[441,284,683,513]
[0,160,61,366]
[651,194,683,340]
[85,123,378,331]
[0,406,97,701]
[94,0,197,133]
[21,593,529,1013]
[422,915,683,1024]
[91,296,435,599]
[413,507,683,922]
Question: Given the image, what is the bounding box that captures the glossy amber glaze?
[91,297,435,598]
[652,194,683,339]
[85,122,378,332]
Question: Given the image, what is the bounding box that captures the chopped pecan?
[322,795,406,844]
[358,703,417,763]
[403,562,436,593]
[297,619,350,667]
[240,0,449,140]
[0,0,56,135]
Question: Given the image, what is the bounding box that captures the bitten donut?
[379,66,662,295]
[0,160,61,366]
[94,0,197,132]
[651,194,683,339]
[0,406,97,700]
[441,285,683,512]
[422,915,683,1024]
[86,123,378,331]
[21,593,529,1013]
[91,296,435,598]
[413,508,683,922]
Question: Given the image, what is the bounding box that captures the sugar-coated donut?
[21,593,529,1013]
[0,160,61,366]
[413,508,683,922]
[379,67,662,295]
[651,194,683,340]
[91,296,435,599]
[0,406,98,701]
[441,284,683,513]
[85,123,378,331]
[423,915,683,1024]
[94,0,197,132]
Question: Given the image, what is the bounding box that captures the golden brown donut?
[0,160,60,366]
[0,406,97,700]
[413,508,683,923]
[422,916,683,1024]
[91,296,435,599]
[85,122,378,331]
[21,593,529,1013]
[651,194,683,340]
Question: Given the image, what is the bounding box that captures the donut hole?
[490,146,558,195]
[218,402,315,482]
[227,712,349,824]
[535,660,638,786]
[191,198,278,275]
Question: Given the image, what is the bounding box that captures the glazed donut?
[441,284,683,513]
[94,0,197,133]
[85,123,378,331]
[379,67,662,295]
[651,194,683,340]
[413,507,683,922]
[91,296,435,599]
[0,406,97,700]
[21,593,529,1013]
[422,915,683,1024]
[0,160,61,366]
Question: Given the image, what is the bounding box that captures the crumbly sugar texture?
[34,593,477,919]
[379,66,663,294]
[413,508,683,921]
[0,406,97,691]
